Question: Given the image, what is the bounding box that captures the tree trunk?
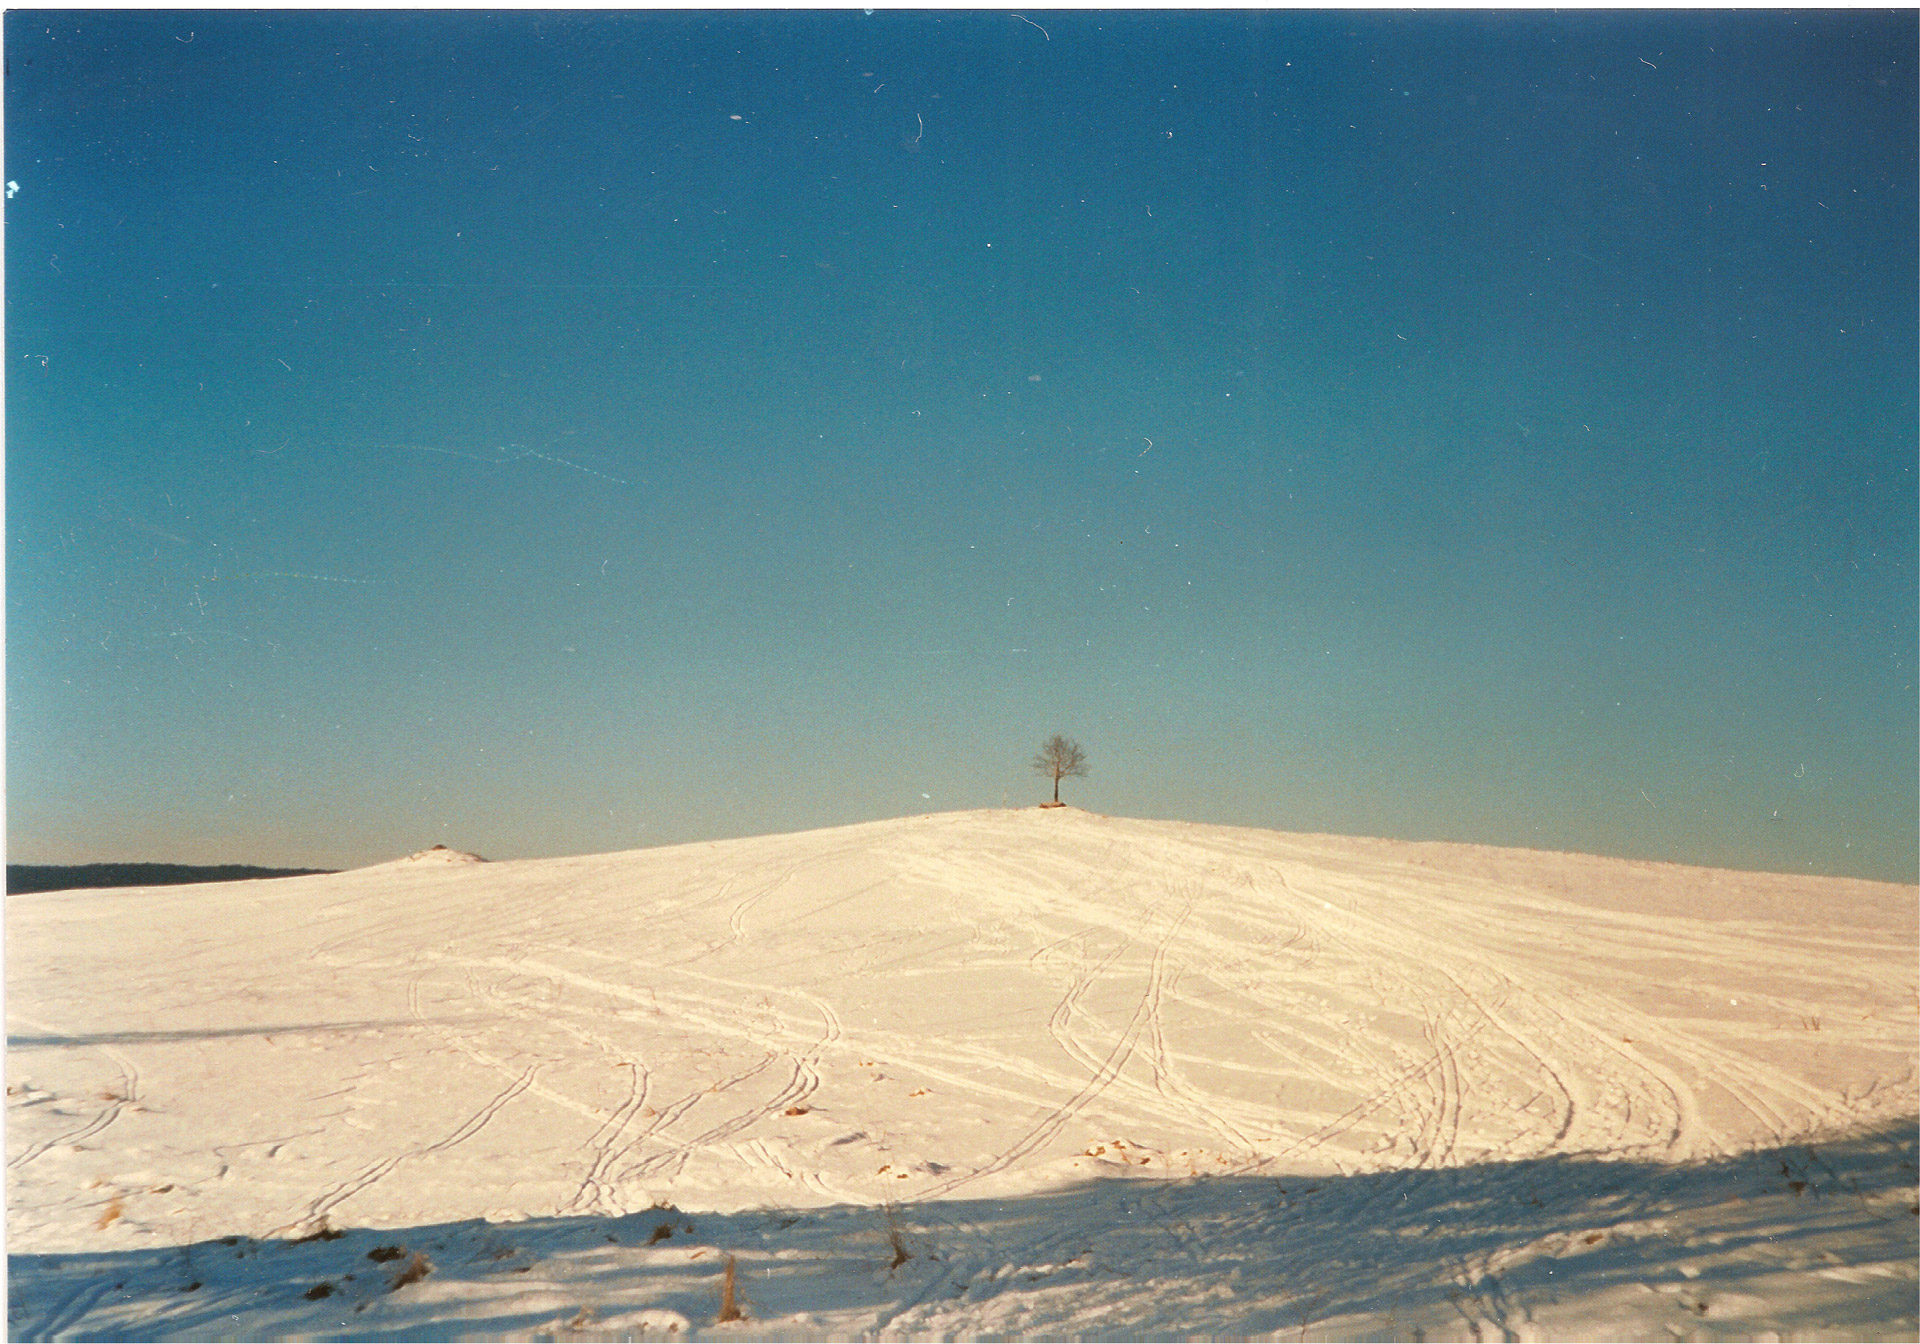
[1053,773,1060,803]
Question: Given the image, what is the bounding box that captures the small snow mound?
[399,844,486,865]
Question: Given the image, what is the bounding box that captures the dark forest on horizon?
[7,863,338,895]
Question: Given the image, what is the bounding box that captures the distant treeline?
[6,863,337,895]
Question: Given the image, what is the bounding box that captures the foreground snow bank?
[10,1121,1915,1341]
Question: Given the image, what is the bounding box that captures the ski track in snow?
[7,1018,140,1173]
[7,809,1915,1340]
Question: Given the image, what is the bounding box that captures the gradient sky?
[7,10,1916,880]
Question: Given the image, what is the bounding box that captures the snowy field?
[7,808,1915,1340]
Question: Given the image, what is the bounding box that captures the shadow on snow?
[9,1119,1915,1341]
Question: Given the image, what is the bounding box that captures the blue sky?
[7,10,1915,879]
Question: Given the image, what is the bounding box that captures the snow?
[8,807,1916,1339]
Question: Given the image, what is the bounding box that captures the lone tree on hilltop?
[1031,734,1089,805]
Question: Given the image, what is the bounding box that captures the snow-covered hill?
[8,808,1915,1339]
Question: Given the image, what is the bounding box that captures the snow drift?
[8,808,1915,1339]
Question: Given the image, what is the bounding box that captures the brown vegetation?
[715,1253,744,1322]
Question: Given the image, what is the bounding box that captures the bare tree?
[1031,734,1089,805]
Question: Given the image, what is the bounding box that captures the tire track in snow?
[1141,885,1381,1151]
[1244,993,1507,1174]
[611,1052,796,1184]
[21,1272,118,1342]
[8,1023,139,1171]
[272,1061,540,1236]
[524,966,834,1190]
[458,952,841,1090]
[403,965,641,1141]
[563,1060,650,1216]
[1172,900,1462,1170]
[893,827,1290,1159]
[1052,890,1263,1155]
[596,1076,721,1189]
[1493,980,1695,1156]
[1131,892,1264,1154]
[1403,872,1867,1152]
[418,956,780,1110]
[1262,863,1708,1164]
[410,944,849,1201]
[459,964,678,1175]
[657,835,882,966]
[1299,857,1899,1155]
[1452,971,1585,1152]
[726,867,798,945]
[918,899,1196,1200]
[1116,860,1434,1158]
[1196,855,1528,1169]
[1134,841,1694,1166]
[1423,1006,1464,1169]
